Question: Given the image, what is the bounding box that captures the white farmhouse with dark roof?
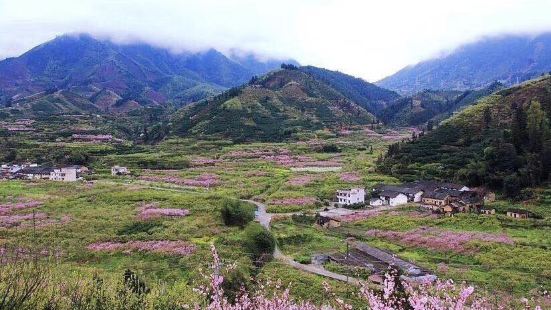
[379,190,408,206]
[336,188,365,206]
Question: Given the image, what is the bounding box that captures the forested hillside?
[378,76,551,197]
[380,82,504,126]
[172,66,376,142]
[299,66,400,114]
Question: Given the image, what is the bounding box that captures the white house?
[379,190,408,206]
[111,166,130,176]
[336,188,365,206]
[50,167,78,182]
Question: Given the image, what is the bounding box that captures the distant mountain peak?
[377,32,551,94]
[0,33,292,115]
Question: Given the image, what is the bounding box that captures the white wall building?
[379,191,408,206]
[413,191,424,202]
[336,188,365,206]
[50,167,78,182]
[111,166,130,176]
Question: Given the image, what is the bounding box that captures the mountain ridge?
[0,34,296,113]
[377,32,551,94]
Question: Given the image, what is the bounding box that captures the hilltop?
[378,33,551,94]
[0,34,294,115]
[172,66,385,141]
[300,66,400,114]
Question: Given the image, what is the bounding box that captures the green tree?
[503,174,521,199]
[511,103,528,152]
[220,200,255,227]
[243,223,275,265]
[541,139,551,181]
[526,101,550,152]
[483,107,492,129]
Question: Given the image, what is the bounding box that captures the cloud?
[1,0,551,81]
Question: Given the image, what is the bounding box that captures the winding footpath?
[242,199,364,286]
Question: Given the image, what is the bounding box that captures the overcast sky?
[1,0,550,81]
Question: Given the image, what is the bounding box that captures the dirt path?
[242,199,364,286]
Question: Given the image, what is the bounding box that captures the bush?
[123,269,150,295]
[294,255,312,264]
[318,144,341,153]
[346,202,367,210]
[291,213,316,225]
[222,266,251,302]
[221,200,255,227]
[243,223,275,265]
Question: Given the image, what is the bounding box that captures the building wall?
[389,194,408,206]
[50,168,78,182]
[336,188,365,205]
[507,212,528,219]
[422,197,448,206]
[413,192,423,202]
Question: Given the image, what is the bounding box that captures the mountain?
[377,33,551,94]
[299,66,400,114]
[378,76,551,196]
[0,34,294,115]
[172,66,377,142]
[380,82,504,126]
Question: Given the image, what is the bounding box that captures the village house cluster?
[0,164,88,182]
[327,181,533,220]
[374,181,486,214]
[334,181,497,213]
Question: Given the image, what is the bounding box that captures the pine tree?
[511,102,528,152]
[527,101,549,152]
[483,107,492,129]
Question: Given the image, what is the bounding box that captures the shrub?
[294,255,312,264]
[291,213,316,225]
[346,202,367,210]
[123,269,150,295]
[220,200,255,227]
[243,223,275,265]
[222,265,251,302]
[318,144,341,153]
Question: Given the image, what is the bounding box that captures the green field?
[1,128,549,308]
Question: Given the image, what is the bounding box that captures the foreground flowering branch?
[195,246,542,310]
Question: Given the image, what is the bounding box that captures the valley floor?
[1,128,549,308]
